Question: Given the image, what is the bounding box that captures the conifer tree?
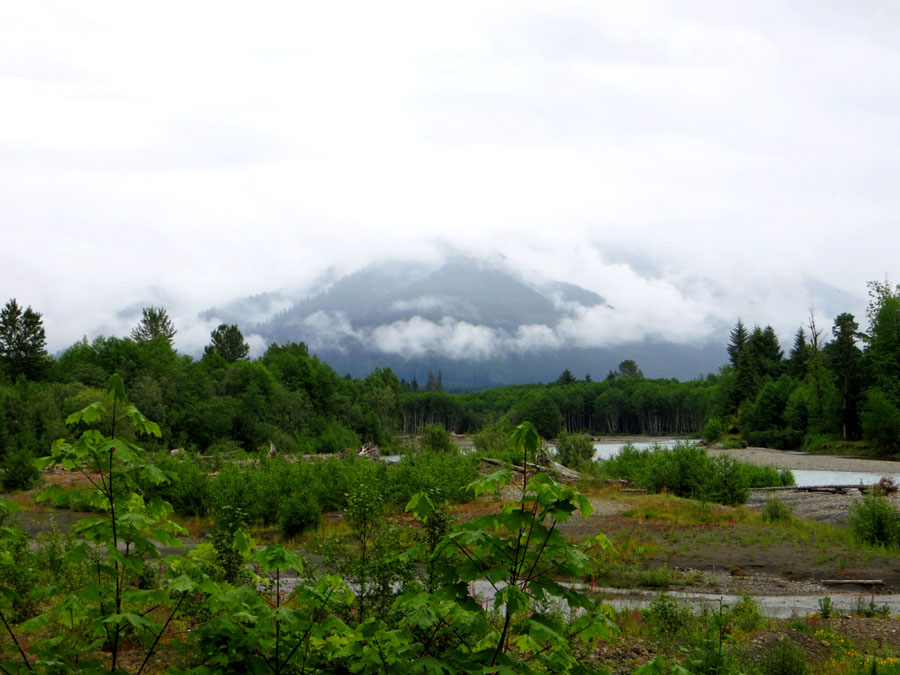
[727,319,749,367]
[0,298,48,380]
[131,306,176,346]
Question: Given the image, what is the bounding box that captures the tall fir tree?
[727,319,749,367]
[0,298,48,380]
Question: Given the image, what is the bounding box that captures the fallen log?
[821,579,884,586]
[752,484,879,493]
[477,456,582,482]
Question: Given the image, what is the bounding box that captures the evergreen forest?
[2,279,900,463]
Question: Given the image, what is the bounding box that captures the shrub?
[731,594,763,632]
[279,491,321,537]
[745,464,795,488]
[386,450,478,505]
[759,639,807,675]
[142,456,211,517]
[1,447,41,491]
[643,593,690,638]
[554,431,594,468]
[316,421,360,454]
[702,417,724,443]
[849,494,900,548]
[604,442,787,505]
[762,496,793,523]
[706,455,749,506]
[419,424,454,453]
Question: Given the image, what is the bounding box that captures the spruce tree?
[0,299,48,380]
[131,306,176,346]
[727,319,749,367]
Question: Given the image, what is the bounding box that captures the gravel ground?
[706,445,900,525]
[706,445,900,474]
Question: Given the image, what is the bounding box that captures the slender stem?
[491,609,514,666]
[275,569,281,674]
[0,607,32,671]
[136,593,186,675]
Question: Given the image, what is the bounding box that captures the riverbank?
[707,445,900,474]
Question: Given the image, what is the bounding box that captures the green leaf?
[253,544,304,573]
[126,404,162,437]
[466,470,512,498]
[405,491,435,519]
[107,373,126,404]
[103,612,157,633]
[510,421,541,458]
[495,585,529,615]
[66,401,106,426]
[140,463,170,486]
[233,528,255,556]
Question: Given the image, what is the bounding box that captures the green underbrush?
[602,442,793,505]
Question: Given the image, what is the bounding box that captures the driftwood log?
[477,456,582,482]
[821,579,884,586]
[752,484,892,494]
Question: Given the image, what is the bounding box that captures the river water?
[581,441,900,488]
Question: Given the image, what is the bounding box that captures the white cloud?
[0,2,892,355]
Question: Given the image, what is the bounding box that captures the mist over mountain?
[200,256,730,388]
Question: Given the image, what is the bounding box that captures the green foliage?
[315,420,360,454]
[278,491,321,538]
[702,417,724,443]
[759,638,808,675]
[818,595,835,618]
[473,418,517,462]
[418,423,454,452]
[204,323,250,362]
[130,305,177,345]
[860,389,900,454]
[514,389,564,439]
[0,299,48,380]
[643,593,690,639]
[603,443,791,505]
[26,374,188,672]
[849,493,900,548]
[745,427,804,450]
[1,447,41,491]
[443,421,618,670]
[762,496,794,523]
[555,430,595,468]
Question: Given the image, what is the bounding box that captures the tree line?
[3,278,900,461]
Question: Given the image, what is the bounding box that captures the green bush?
[745,464,795,488]
[759,638,807,675]
[141,456,211,517]
[604,442,787,505]
[849,493,900,548]
[702,417,724,443]
[419,424,454,453]
[279,492,321,537]
[761,496,793,523]
[1,447,41,491]
[316,421,360,454]
[554,431,594,468]
[705,455,749,506]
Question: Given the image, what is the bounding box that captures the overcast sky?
[2,1,897,357]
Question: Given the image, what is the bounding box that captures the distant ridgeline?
[204,257,727,386]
